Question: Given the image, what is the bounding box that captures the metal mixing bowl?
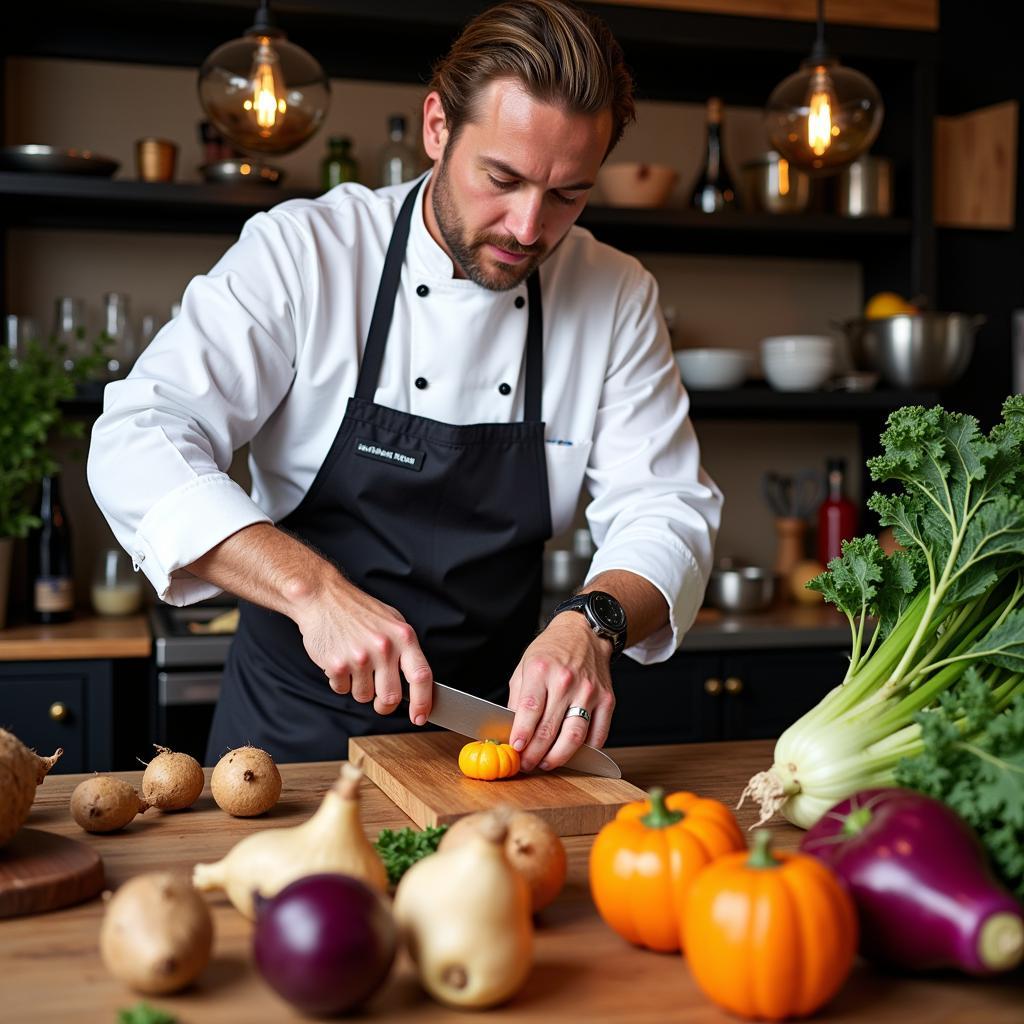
[706,565,776,612]
[834,312,984,388]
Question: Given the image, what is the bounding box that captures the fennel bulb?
[742,398,1024,828]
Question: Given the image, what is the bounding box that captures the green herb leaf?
[896,685,1024,900]
[374,825,448,886]
[116,1002,177,1024]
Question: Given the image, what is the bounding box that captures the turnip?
[100,872,213,994]
[210,745,281,817]
[440,807,567,913]
[0,727,62,847]
[141,745,204,811]
[70,776,149,833]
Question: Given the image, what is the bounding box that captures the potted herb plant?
[0,338,105,628]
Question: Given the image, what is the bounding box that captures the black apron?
[206,179,552,763]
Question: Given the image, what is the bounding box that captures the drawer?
[0,674,87,773]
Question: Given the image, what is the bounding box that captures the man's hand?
[507,612,616,772]
[185,522,434,725]
[291,572,435,722]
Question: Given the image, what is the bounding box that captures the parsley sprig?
[374,825,448,886]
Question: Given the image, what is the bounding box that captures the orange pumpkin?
[683,830,858,1020]
[458,739,520,780]
[589,787,745,952]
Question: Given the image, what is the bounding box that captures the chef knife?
[409,679,622,779]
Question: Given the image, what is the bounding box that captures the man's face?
[426,78,613,291]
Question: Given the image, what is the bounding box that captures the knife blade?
[418,680,622,779]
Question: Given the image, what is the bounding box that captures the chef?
[88,0,721,769]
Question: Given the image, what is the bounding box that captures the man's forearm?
[183,522,343,621]
[579,569,668,648]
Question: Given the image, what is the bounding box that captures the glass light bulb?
[245,38,287,134]
[765,57,883,175]
[806,66,837,156]
[198,26,329,155]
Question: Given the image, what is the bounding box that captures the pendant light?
[198,0,329,155]
[764,0,883,175]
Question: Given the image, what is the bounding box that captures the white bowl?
[675,348,749,390]
[761,335,835,392]
[596,162,678,208]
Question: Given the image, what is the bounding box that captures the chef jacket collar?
[407,169,489,289]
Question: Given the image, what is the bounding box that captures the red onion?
[253,873,396,1014]
[801,788,1023,975]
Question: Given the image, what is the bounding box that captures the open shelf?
[687,382,940,420]
[0,173,911,261]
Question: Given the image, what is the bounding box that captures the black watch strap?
[551,591,627,659]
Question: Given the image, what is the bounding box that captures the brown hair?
[428,0,636,156]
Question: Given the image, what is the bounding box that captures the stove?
[149,601,236,764]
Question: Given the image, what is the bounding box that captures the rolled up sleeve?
[87,209,307,605]
[583,268,722,663]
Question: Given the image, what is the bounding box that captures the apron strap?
[355,177,424,401]
[356,173,544,424]
[524,270,543,423]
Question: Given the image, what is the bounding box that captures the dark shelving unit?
[5,0,941,405]
[687,383,939,420]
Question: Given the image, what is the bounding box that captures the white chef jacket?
[87,175,722,664]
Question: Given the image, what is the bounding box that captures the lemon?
[864,292,916,319]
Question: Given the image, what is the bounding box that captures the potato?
[100,872,213,994]
[70,776,148,833]
[142,745,205,811]
[210,745,282,817]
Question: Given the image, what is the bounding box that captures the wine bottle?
[689,97,738,213]
[379,114,418,188]
[28,473,74,623]
[817,457,858,566]
[321,135,359,191]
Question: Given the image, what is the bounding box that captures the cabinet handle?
[704,677,723,696]
[724,676,744,695]
[49,701,69,722]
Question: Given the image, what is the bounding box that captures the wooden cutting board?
[349,731,645,836]
[0,829,105,918]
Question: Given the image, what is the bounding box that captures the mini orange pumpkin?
[458,739,520,781]
[683,830,858,1020]
[589,788,745,952]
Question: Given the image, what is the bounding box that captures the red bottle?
[817,457,858,567]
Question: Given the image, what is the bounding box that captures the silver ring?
[564,706,591,723]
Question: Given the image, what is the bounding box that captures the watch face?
[591,592,626,631]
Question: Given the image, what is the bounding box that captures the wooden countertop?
[0,614,151,661]
[3,740,1020,1023]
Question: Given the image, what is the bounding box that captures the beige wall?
[5,57,865,609]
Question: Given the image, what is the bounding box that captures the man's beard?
[431,155,547,292]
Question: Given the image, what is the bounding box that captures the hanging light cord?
[809,0,829,62]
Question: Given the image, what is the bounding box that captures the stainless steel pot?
[837,156,892,217]
[836,313,985,388]
[741,152,811,214]
[706,565,776,613]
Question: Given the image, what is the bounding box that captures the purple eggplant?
[800,787,1023,975]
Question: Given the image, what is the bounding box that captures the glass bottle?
[817,457,858,566]
[379,114,418,187]
[688,97,738,213]
[101,292,135,379]
[51,296,89,372]
[28,474,74,624]
[321,135,359,190]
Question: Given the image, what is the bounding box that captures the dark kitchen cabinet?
[609,645,847,746]
[0,658,150,773]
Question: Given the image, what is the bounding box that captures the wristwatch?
[550,591,628,660]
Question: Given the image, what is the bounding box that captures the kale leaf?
[896,676,1024,900]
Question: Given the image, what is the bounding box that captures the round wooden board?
[0,828,105,918]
